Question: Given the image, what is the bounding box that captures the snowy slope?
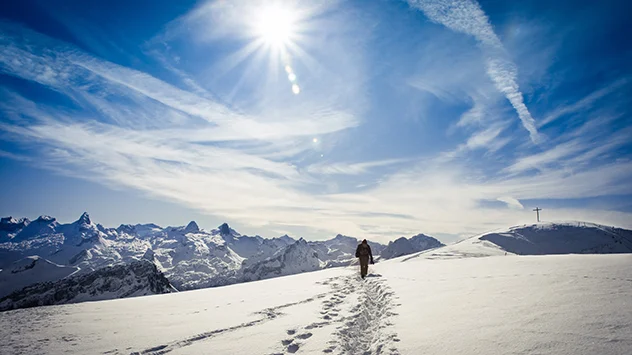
[1,253,630,355]
[380,233,444,259]
[0,260,173,312]
[0,256,79,298]
[415,221,632,260]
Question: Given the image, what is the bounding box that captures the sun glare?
[256,4,295,47]
[246,2,310,95]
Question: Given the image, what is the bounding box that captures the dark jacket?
[355,243,373,261]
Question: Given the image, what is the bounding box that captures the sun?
[226,1,322,95]
[255,3,296,47]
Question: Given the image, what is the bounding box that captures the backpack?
[356,243,370,257]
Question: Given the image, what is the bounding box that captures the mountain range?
[2,213,630,312]
[0,213,443,310]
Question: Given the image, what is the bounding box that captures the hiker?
[355,239,374,278]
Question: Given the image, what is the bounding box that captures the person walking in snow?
[355,239,374,279]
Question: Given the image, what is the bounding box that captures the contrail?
[407,0,539,142]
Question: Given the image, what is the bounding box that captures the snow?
[1,253,630,355]
[0,256,79,298]
[0,216,29,241]
[11,215,58,242]
[243,238,324,281]
[2,213,632,354]
[414,221,632,260]
[0,215,391,295]
[0,260,173,311]
[478,222,632,254]
[310,235,380,265]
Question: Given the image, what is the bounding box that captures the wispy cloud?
[462,123,509,152]
[306,159,411,175]
[1,3,631,244]
[407,0,539,142]
[497,196,524,210]
[503,139,584,174]
[0,22,360,139]
[539,78,629,127]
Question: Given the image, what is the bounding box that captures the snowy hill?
[380,233,444,259]
[1,253,629,355]
[0,260,173,312]
[417,222,632,260]
[0,256,79,298]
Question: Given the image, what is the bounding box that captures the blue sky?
[1,0,631,243]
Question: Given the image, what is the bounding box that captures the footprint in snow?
[287,343,299,353]
[296,332,312,340]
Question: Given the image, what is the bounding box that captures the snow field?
[382,254,632,355]
[1,253,631,355]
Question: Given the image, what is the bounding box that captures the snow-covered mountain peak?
[1,216,18,225]
[332,234,356,242]
[35,215,56,223]
[274,234,296,246]
[0,216,30,241]
[410,233,432,240]
[242,236,323,282]
[218,223,232,236]
[212,223,242,241]
[381,234,444,259]
[116,223,163,238]
[116,224,135,235]
[55,213,102,245]
[76,212,92,226]
[12,215,59,242]
[185,221,199,233]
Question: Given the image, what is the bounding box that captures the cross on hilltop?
[533,207,542,222]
